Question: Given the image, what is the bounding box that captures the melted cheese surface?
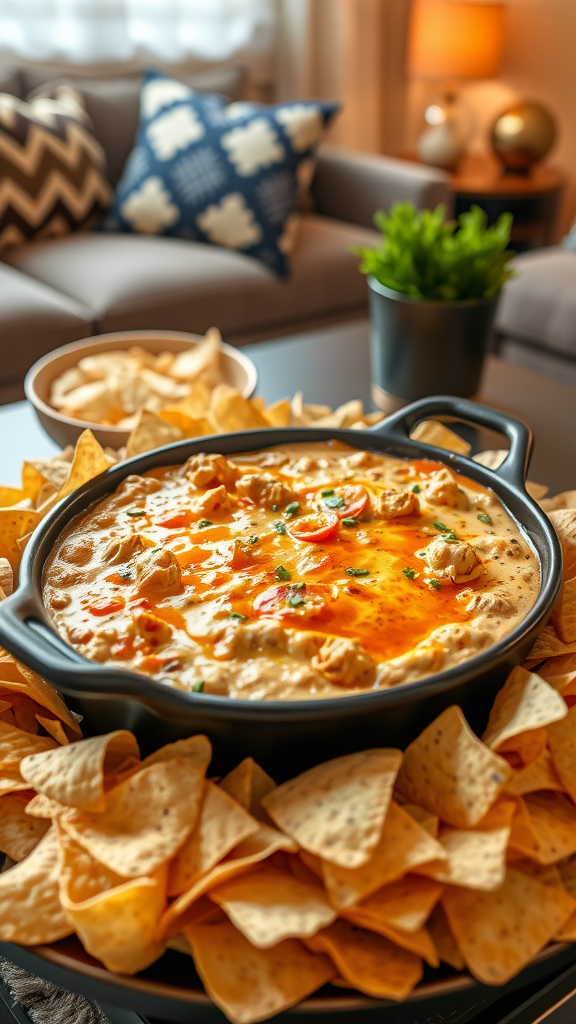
[43,442,539,699]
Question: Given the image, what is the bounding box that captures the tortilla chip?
[400,803,439,837]
[410,420,471,456]
[20,731,140,812]
[58,827,167,974]
[321,800,445,909]
[539,653,576,697]
[354,920,438,968]
[396,706,511,829]
[551,577,576,646]
[0,508,40,573]
[508,792,576,864]
[313,400,364,430]
[209,866,336,948]
[550,509,576,582]
[262,399,291,428]
[427,904,465,971]
[442,867,575,985]
[262,749,402,869]
[341,875,443,935]
[0,558,12,598]
[168,781,260,896]
[25,793,66,818]
[140,733,211,770]
[0,793,50,860]
[186,921,335,1024]
[0,486,25,508]
[0,828,72,944]
[219,757,276,821]
[547,706,576,803]
[0,773,32,796]
[0,719,57,772]
[158,824,298,940]
[514,859,564,888]
[529,624,576,662]
[60,756,206,878]
[209,384,269,433]
[309,919,423,1000]
[158,408,205,437]
[168,329,222,384]
[497,727,549,768]
[125,409,184,459]
[504,748,564,796]
[0,655,81,736]
[57,429,112,501]
[482,667,567,751]
[417,804,514,891]
[542,491,576,513]
[35,716,70,746]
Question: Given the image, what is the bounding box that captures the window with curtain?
[0,0,276,63]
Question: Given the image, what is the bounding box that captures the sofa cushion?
[495,248,576,358]
[25,66,246,188]
[0,262,94,385]
[0,87,111,251]
[2,215,377,342]
[106,71,339,275]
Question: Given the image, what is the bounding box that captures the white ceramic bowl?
[25,330,258,450]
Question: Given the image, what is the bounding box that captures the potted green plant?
[353,203,514,411]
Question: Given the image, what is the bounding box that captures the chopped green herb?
[345,568,370,577]
[433,521,449,532]
[198,519,213,528]
[288,595,306,607]
[441,531,458,542]
[127,508,146,517]
[193,680,205,693]
[249,535,259,544]
[275,565,291,581]
[412,484,421,494]
[274,521,287,535]
[429,579,442,591]
[119,571,133,581]
[150,547,162,553]
[292,582,306,591]
[402,567,418,580]
[272,505,278,512]
[229,612,247,621]
[284,501,300,518]
[342,517,358,527]
[321,488,335,497]
[324,495,345,509]
[478,512,492,525]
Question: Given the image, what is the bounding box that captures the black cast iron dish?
[0,396,562,777]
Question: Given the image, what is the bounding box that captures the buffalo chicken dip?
[43,443,539,699]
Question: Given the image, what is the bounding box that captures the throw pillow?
[0,85,111,251]
[105,70,339,275]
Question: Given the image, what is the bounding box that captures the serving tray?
[1,937,576,1024]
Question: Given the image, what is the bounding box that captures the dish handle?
[0,586,87,682]
[370,395,533,493]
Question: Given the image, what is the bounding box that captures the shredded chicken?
[312,636,376,689]
[184,453,238,490]
[236,473,294,509]
[133,610,172,648]
[191,484,232,517]
[422,468,468,509]
[136,548,181,598]
[419,536,484,583]
[456,588,517,617]
[374,488,420,518]
[103,534,144,565]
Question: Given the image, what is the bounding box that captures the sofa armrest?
[311,147,453,230]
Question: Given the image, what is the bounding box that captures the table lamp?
[407,0,504,170]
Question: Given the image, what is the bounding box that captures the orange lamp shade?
[408,0,504,79]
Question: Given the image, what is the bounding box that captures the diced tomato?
[155,510,194,529]
[337,485,369,520]
[88,598,125,617]
[253,583,330,619]
[287,511,339,544]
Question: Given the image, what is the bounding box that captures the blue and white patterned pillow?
[105,71,339,275]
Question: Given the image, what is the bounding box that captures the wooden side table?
[450,154,565,251]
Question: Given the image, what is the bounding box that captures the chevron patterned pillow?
[0,85,112,251]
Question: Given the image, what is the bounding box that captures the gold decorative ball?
[491,102,557,172]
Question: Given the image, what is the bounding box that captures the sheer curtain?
[0,0,276,63]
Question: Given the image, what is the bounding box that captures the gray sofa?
[0,63,451,403]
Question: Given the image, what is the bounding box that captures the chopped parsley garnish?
[198,519,213,528]
[429,579,442,591]
[272,505,278,512]
[119,571,133,580]
[342,517,358,527]
[345,568,370,577]
[150,547,162,553]
[478,512,492,525]
[321,488,335,497]
[275,565,291,581]
[127,508,146,517]
[441,531,458,542]
[433,521,449,532]
[402,567,418,580]
[249,535,259,544]
[274,521,287,535]
[288,595,306,607]
[412,484,421,494]
[292,582,305,590]
[324,495,345,509]
[229,612,248,621]
[193,680,205,693]
[284,501,300,518]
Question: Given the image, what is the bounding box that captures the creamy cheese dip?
[43,442,539,700]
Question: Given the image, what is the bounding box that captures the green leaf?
[275,565,291,581]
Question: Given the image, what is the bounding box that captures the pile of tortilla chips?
[1,666,576,1023]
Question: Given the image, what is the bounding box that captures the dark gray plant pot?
[368,276,499,411]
